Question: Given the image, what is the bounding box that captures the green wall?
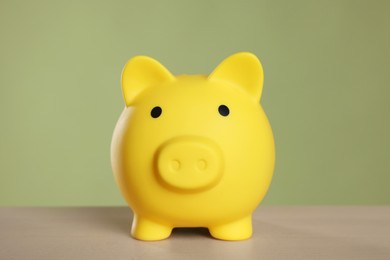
[1,0,389,206]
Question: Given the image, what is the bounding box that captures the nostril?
[197,159,207,171]
[171,160,181,171]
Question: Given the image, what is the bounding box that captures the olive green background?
[0,0,389,206]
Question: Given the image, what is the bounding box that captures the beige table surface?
[0,206,389,260]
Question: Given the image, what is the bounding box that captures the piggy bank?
[111,52,275,241]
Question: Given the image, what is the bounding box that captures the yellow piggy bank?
[111,52,275,241]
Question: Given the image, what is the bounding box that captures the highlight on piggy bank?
[111,52,275,241]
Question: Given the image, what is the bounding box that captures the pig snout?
[156,136,223,192]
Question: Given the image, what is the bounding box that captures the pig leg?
[131,215,172,241]
[208,215,252,240]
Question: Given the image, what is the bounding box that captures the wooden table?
[0,206,389,259]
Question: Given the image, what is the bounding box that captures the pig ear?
[121,56,175,106]
[208,52,264,102]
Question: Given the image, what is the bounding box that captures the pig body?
[111,53,275,241]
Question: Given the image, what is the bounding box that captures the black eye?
[218,105,229,116]
[151,106,162,118]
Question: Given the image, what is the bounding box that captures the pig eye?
[218,105,229,116]
[151,106,162,118]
